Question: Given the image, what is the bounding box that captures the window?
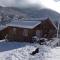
[23,29,28,37]
[36,30,41,37]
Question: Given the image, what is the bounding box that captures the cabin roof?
[19,17,48,21]
[19,17,57,30]
[7,20,41,29]
[0,17,57,30]
[6,17,49,29]
[0,25,8,31]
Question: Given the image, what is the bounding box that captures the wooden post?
[57,23,59,38]
[5,34,8,42]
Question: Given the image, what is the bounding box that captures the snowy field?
[0,39,60,60]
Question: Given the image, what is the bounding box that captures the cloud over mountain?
[0,0,42,8]
[0,0,60,13]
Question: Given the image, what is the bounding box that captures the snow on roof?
[19,17,57,30]
[0,17,57,30]
[19,17,48,21]
[7,17,49,29]
[7,20,41,29]
[0,25,8,31]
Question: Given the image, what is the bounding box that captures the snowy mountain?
[0,6,60,22]
[0,6,28,18]
[14,8,60,22]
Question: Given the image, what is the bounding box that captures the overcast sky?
[0,0,60,13]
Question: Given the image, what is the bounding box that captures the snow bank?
[0,39,6,43]
[0,42,38,60]
[0,41,60,60]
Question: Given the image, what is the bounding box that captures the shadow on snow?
[0,42,28,52]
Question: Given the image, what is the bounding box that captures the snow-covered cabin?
[0,17,57,42]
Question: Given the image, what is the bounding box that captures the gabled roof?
[7,17,50,29]
[19,17,57,30]
[0,25,8,31]
[7,20,41,29]
[0,17,57,31]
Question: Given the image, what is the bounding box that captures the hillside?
[13,8,60,21]
[0,6,60,22]
[0,6,28,18]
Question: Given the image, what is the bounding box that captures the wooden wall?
[5,27,32,42]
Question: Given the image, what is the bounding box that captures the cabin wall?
[6,27,23,41]
[0,27,9,40]
[4,27,33,42]
[6,26,42,42]
[40,19,57,38]
[29,19,56,38]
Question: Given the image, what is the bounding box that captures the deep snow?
[0,39,60,60]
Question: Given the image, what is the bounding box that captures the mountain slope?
[0,6,28,18]
[0,6,60,22]
[14,8,60,21]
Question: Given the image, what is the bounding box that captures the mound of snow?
[0,42,38,60]
[0,41,60,60]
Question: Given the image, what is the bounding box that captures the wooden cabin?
[0,17,57,42]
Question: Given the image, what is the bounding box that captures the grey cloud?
[54,0,60,2]
[0,0,43,9]
[0,0,15,7]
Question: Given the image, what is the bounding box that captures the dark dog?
[30,48,39,55]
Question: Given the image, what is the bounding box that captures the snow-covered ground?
[0,39,60,60]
